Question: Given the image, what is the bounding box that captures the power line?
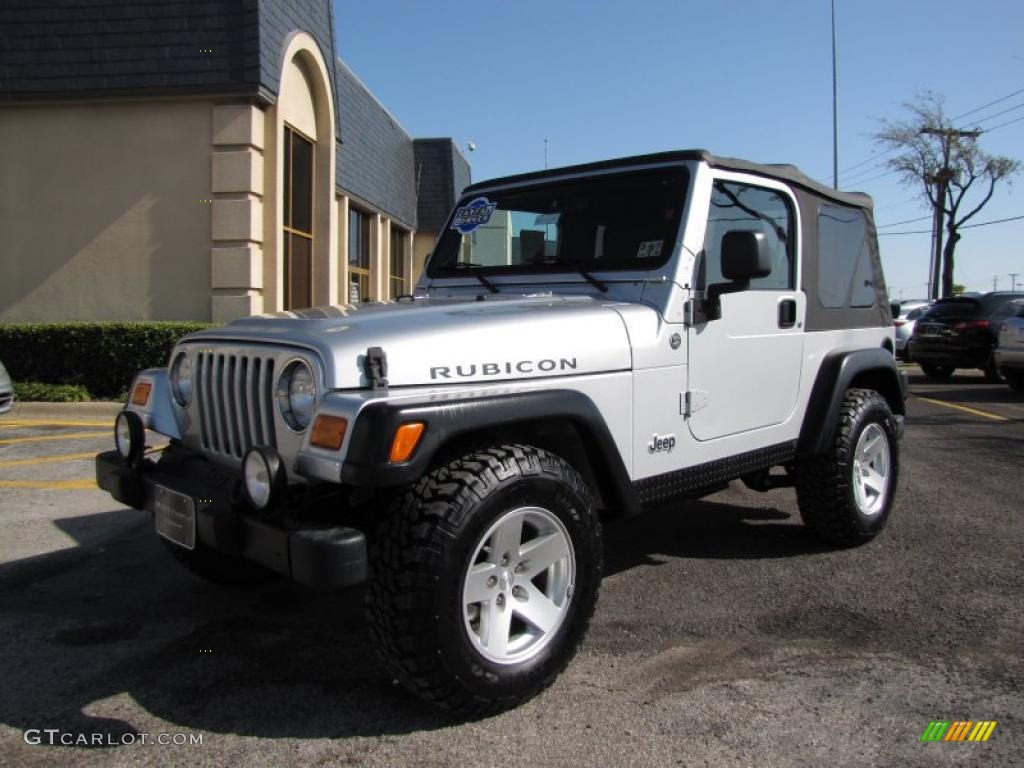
[974,100,1024,126]
[876,214,932,228]
[848,168,899,186]
[952,86,1024,121]
[875,196,921,211]
[877,213,1024,235]
[832,86,1024,186]
[984,114,1024,133]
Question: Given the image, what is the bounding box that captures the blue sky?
[334,0,1024,296]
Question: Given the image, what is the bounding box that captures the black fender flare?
[341,389,639,515]
[799,347,907,456]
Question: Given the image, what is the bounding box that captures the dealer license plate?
[154,485,196,550]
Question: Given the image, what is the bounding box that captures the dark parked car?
[908,292,1024,380]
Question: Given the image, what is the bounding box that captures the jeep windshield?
[427,167,688,277]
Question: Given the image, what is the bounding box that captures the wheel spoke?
[489,514,524,565]
[515,584,562,634]
[482,596,513,656]
[464,562,498,604]
[862,467,885,495]
[861,430,882,460]
[518,532,568,579]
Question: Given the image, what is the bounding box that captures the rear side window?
[817,205,875,308]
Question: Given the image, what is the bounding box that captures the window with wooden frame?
[283,126,314,310]
[389,225,409,299]
[348,207,372,303]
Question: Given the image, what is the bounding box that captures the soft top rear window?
[427,168,688,277]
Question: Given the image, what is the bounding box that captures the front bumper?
[95,449,367,588]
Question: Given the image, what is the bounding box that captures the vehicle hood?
[182,295,635,388]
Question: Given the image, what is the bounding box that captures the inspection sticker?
[451,197,497,234]
[637,240,663,259]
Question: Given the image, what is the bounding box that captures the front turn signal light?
[130,381,152,406]
[310,414,348,450]
[389,422,425,463]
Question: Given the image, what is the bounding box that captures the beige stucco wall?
[0,100,214,321]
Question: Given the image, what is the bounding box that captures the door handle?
[778,299,797,328]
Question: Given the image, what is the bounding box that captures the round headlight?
[170,351,192,407]
[277,360,316,430]
[114,410,144,464]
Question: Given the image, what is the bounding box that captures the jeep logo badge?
[647,433,676,454]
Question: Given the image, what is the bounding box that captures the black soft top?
[465,149,873,211]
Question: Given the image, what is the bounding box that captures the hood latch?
[364,346,389,389]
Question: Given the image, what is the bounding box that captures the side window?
[817,205,875,308]
[700,180,794,291]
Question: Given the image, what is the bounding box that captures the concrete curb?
[3,401,123,422]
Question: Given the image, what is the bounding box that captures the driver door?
[687,176,805,442]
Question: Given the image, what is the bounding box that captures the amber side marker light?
[130,381,152,406]
[389,422,425,463]
[310,414,348,450]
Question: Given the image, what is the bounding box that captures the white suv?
[97,150,906,716]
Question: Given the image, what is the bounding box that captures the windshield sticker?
[451,197,497,234]
[637,240,663,259]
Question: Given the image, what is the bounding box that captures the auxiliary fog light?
[114,410,145,464]
[242,446,286,511]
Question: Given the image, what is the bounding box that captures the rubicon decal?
[920,720,997,742]
[430,358,578,380]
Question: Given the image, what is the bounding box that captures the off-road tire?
[920,362,954,380]
[796,389,899,546]
[365,444,602,718]
[160,538,275,587]
[1005,370,1024,393]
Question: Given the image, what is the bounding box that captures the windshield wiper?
[550,256,608,293]
[453,262,499,293]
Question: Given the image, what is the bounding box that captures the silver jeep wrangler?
[97,150,905,716]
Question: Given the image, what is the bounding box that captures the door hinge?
[681,390,708,418]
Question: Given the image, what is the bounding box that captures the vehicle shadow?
[0,496,825,743]
[603,496,829,576]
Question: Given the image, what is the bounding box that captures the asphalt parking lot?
[1,368,1021,767]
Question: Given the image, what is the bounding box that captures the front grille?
[194,351,277,459]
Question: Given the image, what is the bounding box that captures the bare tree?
[876,93,1019,298]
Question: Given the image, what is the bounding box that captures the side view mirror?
[721,230,771,281]
[702,230,769,320]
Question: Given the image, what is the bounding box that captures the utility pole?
[831,0,839,188]
[1011,273,1019,291]
[993,276,999,291]
[920,126,982,299]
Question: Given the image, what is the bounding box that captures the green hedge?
[13,381,92,403]
[0,322,211,398]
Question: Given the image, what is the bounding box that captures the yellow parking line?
[0,431,109,446]
[0,420,111,428]
[0,478,96,490]
[0,451,98,468]
[915,396,1010,422]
